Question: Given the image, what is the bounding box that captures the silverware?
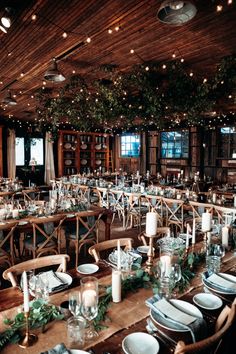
[147,318,177,349]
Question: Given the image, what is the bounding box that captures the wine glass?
[69,291,81,318]
[170,263,182,297]
[80,276,99,340]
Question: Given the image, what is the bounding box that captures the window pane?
[120,134,140,157]
[15,138,25,166]
[161,131,189,158]
[30,138,44,165]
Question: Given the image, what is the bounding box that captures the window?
[30,138,44,165]
[15,137,25,166]
[219,126,236,158]
[15,137,44,166]
[121,134,140,157]
[161,131,189,158]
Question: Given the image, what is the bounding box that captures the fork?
[146,318,177,350]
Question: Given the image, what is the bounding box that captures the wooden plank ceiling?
[0,0,235,124]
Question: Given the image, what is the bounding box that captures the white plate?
[18,221,28,226]
[77,264,99,274]
[137,246,150,254]
[122,332,159,354]
[50,272,72,292]
[95,144,101,150]
[202,273,236,295]
[150,299,202,332]
[71,350,91,354]
[66,214,75,218]
[193,293,223,310]
[65,159,72,166]
[81,144,87,149]
[95,159,102,165]
[81,159,87,165]
[64,143,72,149]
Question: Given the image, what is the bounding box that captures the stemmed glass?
[170,263,182,297]
[80,276,99,340]
[69,291,81,318]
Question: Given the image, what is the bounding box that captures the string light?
[86,37,91,43]
[62,32,68,38]
[189,72,193,77]
[72,70,76,74]
[203,78,207,83]
[31,14,37,21]
[216,5,223,12]
[130,49,134,54]
[108,29,112,34]
[172,53,176,58]
[115,26,120,31]
[228,0,232,4]
[162,64,166,69]
[180,58,184,63]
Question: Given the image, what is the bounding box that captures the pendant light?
[2,90,17,106]
[0,7,12,33]
[157,1,197,26]
[44,58,65,82]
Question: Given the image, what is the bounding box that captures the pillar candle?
[160,255,171,276]
[206,231,211,245]
[145,212,158,236]
[12,209,19,218]
[117,240,121,270]
[192,218,196,244]
[202,212,212,232]
[112,269,121,303]
[212,193,217,204]
[222,226,229,248]
[82,289,97,307]
[186,224,190,248]
[22,271,29,313]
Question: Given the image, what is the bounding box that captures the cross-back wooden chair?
[23,214,66,258]
[124,191,148,231]
[162,197,184,232]
[21,188,41,202]
[0,220,18,267]
[138,227,170,246]
[88,238,133,262]
[108,189,126,227]
[96,187,110,209]
[174,301,236,354]
[2,254,70,287]
[189,201,214,219]
[65,209,103,268]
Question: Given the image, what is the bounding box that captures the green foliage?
[0,299,63,350]
[34,55,235,131]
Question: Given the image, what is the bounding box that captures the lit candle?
[192,218,196,244]
[145,211,158,236]
[222,226,229,249]
[117,240,121,270]
[82,289,97,307]
[202,212,212,232]
[160,255,171,276]
[212,193,217,204]
[22,271,29,313]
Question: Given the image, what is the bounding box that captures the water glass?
[69,291,81,317]
[67,316,86,348]
[80,276,98,340]
[206,255,221,274]
[158,276,171,299]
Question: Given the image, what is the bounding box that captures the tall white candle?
[117,240,121,270]
[222,226,229,249]
[202,212,212,232]
[186,224,190,248]
[82,289,97,307]
[145,212,158,236]
[192,218,196,244]
[22,271,29,313]
[112,269,121,303]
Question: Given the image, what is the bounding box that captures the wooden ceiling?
[0,0,235,123]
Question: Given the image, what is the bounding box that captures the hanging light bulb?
[44,58,65,82]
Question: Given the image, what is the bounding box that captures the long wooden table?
[0,251,235,353]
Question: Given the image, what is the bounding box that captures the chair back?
[138,227,170,246]
[174,303,236,354]
[0,220,18,266]
[3,254,70,287]
[89,238,133,262]
[28,214,66,258]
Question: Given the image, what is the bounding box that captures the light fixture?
[157,1,197,26]
[44,58,65,82]
[2,90,17,106]
[0,7,13,33]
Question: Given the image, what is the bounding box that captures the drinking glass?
[80,276,99,340]
[170,263,182,297]
[67,316,86,348]
[69,291,81,318]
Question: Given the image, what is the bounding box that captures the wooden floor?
[0,215,143,289]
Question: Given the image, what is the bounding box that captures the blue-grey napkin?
[40,343,71,354]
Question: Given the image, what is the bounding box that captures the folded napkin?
[40,343,71,354]
[39,271,67,292]
[146,295,207,342]
[207,273,236,292]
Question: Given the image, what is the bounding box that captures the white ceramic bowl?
[122,332,159,354]
[193,293,223,310]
